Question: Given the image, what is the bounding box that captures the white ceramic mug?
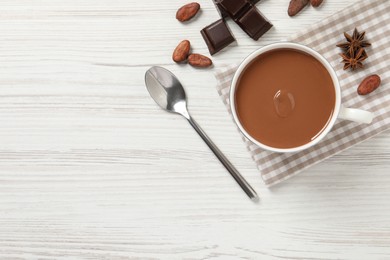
[230,42,373,153]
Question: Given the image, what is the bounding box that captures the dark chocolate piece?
[201,19,235,55]
[213,0,261,18]
[217,0,272,40]
[218,0,250,18]
[236,7,272,40]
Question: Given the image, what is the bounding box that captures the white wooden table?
[0,0,389,259]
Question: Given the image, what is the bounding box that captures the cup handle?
[338,105,373,124]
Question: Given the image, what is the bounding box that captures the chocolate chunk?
[217,0,250,18]
[201,19,235,55]
[217,0,272,40]
[236,7,272,40]
[212,0,261,18]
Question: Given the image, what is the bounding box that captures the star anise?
[340,47,368,70]
[336,28,371,56]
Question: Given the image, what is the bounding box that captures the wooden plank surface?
[0,0,389,259]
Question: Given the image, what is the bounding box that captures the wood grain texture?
[0,0,389,259]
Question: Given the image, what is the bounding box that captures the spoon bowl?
[145,66,188,117]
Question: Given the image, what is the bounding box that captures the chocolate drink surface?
[235,48,336,149]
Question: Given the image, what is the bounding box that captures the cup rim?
[230,42,341,153]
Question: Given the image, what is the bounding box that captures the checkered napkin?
[215,0,390,187]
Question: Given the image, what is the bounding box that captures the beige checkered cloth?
[215,0,390,187]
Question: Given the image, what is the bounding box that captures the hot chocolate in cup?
[230,42,373,153]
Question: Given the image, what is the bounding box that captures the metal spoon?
[145,66,258,201]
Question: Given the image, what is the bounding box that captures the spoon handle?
[187,116,259,201]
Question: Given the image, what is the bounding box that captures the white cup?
[230,42,373,153]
